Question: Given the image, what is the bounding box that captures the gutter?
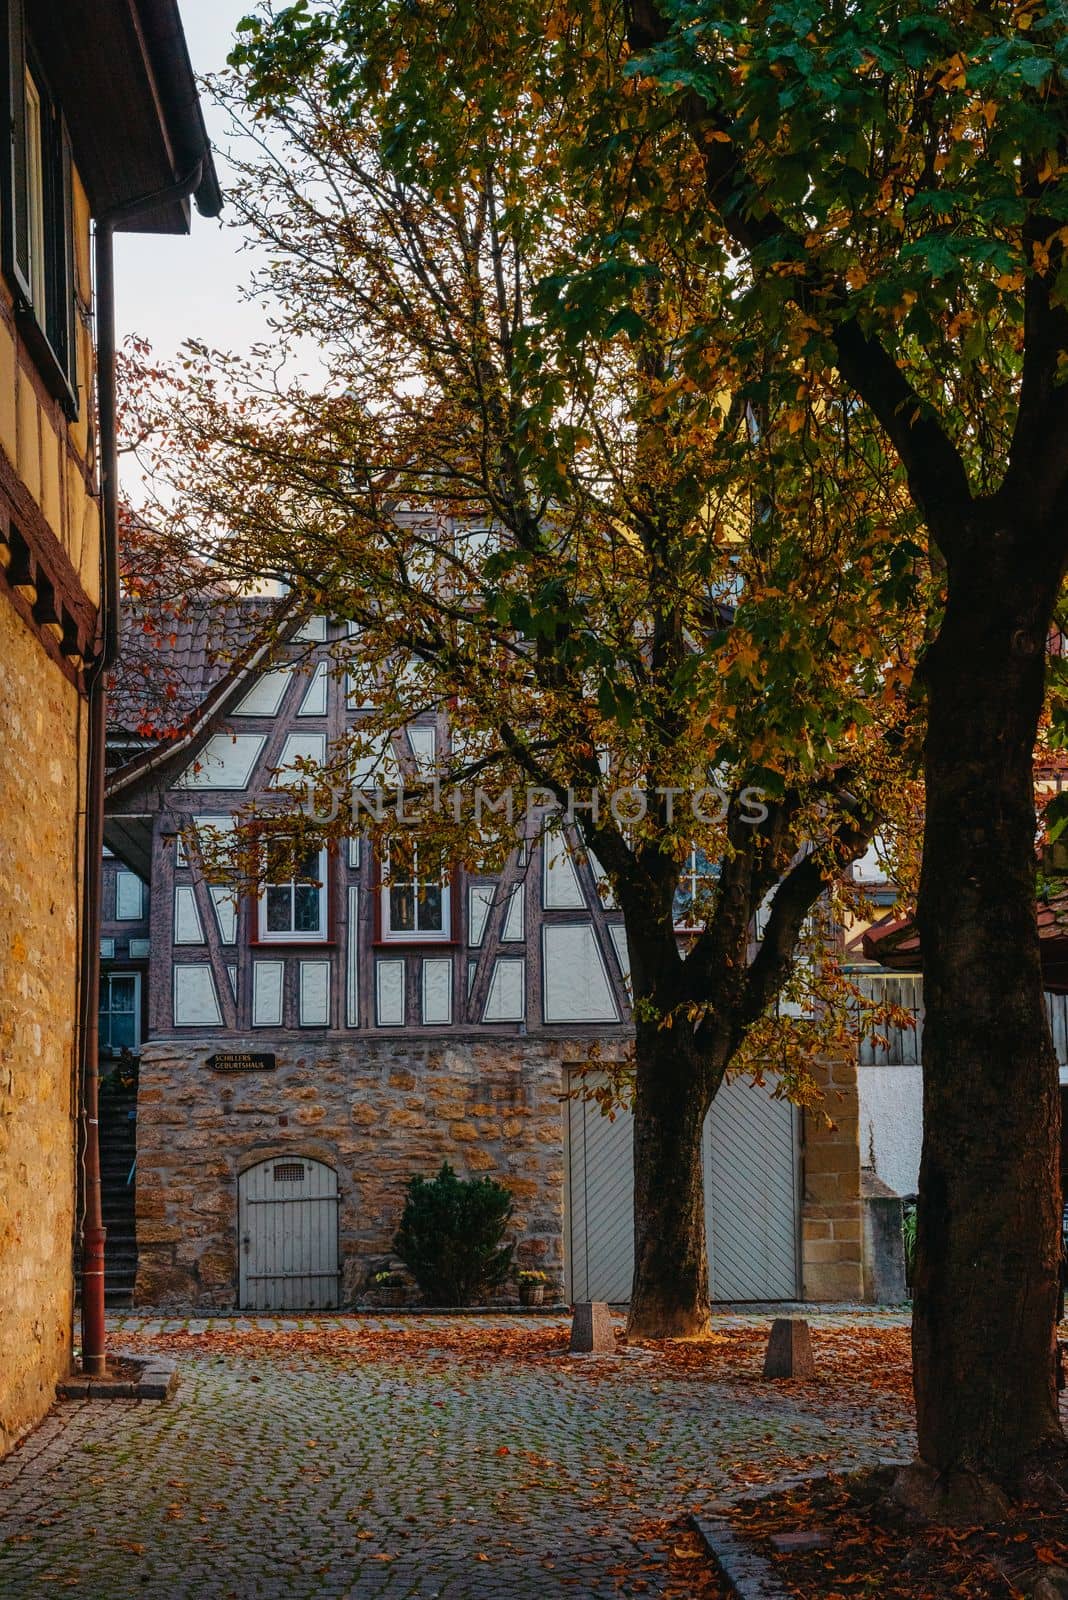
[131,0,225,223]
[77,159,217,1377]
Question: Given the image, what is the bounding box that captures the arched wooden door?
[238,1157,340,1311]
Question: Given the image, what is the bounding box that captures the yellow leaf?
[938,54,968,91]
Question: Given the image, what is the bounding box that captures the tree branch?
[623,0,974,553]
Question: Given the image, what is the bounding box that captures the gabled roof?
[109,594,281,742]
[106,594,298,800]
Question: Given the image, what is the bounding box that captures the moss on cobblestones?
[0,1313,913,1600]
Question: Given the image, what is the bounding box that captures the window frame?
[1,7,78,412]
[255,840,331,945]
[98,969,142,1058]
[673,846,719,933]
[379,840,452,944]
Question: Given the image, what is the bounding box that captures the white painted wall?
[857,1062,923,1198]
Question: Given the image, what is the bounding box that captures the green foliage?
[127,0,929,1109]
[902,1201,918,1287]
[393,1163,515,1305]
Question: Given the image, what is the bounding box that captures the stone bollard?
[570,1301,615,1353]
[762,1317,816,1379]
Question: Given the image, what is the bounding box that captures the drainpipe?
[79,163,211,1375]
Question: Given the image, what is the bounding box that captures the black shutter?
[0,0,30,303]
[41,98,74,392]
[58,128,76,398]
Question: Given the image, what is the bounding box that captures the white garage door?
[564,1075,799,1303]
[238,1157,340,1310]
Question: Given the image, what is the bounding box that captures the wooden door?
[565,1074,800,1304]
[238,1157,340,1310]
[705,1075,800,1301]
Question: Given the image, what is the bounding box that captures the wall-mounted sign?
[207,1051,277,1073]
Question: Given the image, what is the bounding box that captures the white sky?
[113,1,267,386]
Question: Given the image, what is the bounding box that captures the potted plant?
[517,1269,550,1307]
[368,1268,407,1308]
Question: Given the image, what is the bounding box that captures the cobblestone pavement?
[0,1311,914,1600]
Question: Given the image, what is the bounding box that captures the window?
[2,7,77,407]
[673,848,719,931]
[381,840,450,941]
[99,972,141,1058]
[114,868,144,921]
[257,840,328,942]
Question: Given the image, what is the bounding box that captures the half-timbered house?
[105,606,868,1312]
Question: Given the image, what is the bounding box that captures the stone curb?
[112,1304,574,1321]
[348,1303,574,1316]
[689,1460,911,1600]
[57,1353,179,1402]
[690,1514,789,1600]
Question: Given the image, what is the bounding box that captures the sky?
[113,1,267,374]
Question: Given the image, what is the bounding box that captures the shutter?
[38,92,75,404]
[54,122,75,396]
[0,0,30,303]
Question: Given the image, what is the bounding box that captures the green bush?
[393,1162,514,1305]
[902,1201,917,1288]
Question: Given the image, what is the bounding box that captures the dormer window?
[258,841,328,942]
[381,840,450,942]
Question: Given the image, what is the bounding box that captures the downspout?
[79,163,207,1375]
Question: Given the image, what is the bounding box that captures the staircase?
[97,1078,139,1307]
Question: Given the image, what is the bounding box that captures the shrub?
[393,1162,514,1305]
[902,1201,917,1287]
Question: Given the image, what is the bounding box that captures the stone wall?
[135,1036,568,1308]
[0,603,82,1454]
[135,1036,866,1312]
[800,1052,865,1301]
[858,1060,923,1198]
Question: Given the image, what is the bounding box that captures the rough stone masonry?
[133,1035,863,1311]
[135,1035,568,1308]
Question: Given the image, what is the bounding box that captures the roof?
[863,894,1068,994]
[109,594,278,742]
[31,1,222,232]
[106,593,297,798]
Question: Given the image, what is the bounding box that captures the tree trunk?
[912,538,1065,1498]
[627,1021,714,1338]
